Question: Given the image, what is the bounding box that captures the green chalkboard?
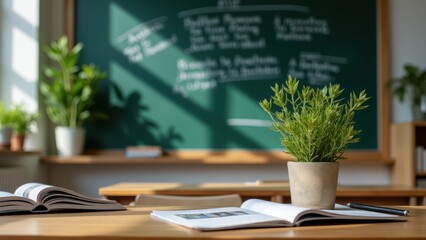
[74,0,381,151]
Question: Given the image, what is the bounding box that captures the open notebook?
[152,199,406,231]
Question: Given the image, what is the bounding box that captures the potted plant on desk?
[40,36,106,157]
[259,76,369,209]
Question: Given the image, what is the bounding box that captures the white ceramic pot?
[0,126,13,150]
[55,126,85,157]
[287,161,339,210]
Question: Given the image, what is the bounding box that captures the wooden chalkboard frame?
[63,0,390,163]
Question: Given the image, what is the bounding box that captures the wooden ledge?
[41,150,393,165]
[0,150,41,157]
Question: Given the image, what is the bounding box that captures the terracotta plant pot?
[11,134,25,151]
[287,161,339,209]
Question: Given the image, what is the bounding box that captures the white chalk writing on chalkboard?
[183,14,264,53]
[288,52,347,86]
[274,16,329,42]
[179,3,312,54]
[115,2,336,97]
[117,17,177,63]
[174,55,281,97]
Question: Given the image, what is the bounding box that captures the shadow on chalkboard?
[84,43,271,150]
[85,81,184,149]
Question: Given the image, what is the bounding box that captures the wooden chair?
[130,194,242,207]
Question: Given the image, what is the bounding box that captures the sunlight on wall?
[12,27,38,83]
[12,0,38,27]
[1,0,39,109]
[11,85,37,112]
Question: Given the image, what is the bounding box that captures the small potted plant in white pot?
[259,76,369,209]
[40,36,106,157]
[0,102,13,150]
[8,104,38,151]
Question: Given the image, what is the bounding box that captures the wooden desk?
[0,206,425,239]
[99,182,426,206]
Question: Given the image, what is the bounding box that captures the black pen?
[347,202,409,216]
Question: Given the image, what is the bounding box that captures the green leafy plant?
[40,36,107,128]
[259,76,369,162]
[9,105,38,135]
[0,102,12,128]
[388,63,426,106]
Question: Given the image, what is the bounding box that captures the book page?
[241,199,310,224]
[14,183,51,202]
[0,191,15,197]
[241,199,404,226]
[14,182,111,203]
[152,207,290,231]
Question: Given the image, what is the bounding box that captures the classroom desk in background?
[0,205,425,239]
[99,182,426,206]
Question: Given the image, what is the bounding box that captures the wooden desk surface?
[0,206,425,240]
[99,182,426,205]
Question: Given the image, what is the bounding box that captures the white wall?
[2,0,425,197]
[390,0,426,122]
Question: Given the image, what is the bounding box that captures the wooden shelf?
[0,150,41,157]
[410,121,426,126]
[41,150,393,165]
[391,121,426,187]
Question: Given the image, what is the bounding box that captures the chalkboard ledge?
[41,150,392,165]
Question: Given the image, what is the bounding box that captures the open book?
[151,199,406,231]
[0,183,126,214]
